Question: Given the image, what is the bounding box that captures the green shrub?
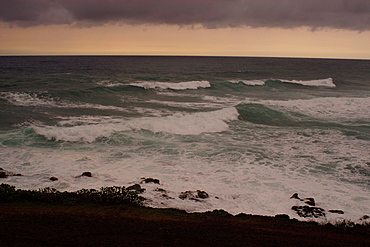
[0,183,145,206]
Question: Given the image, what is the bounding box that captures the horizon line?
[1,54,369,61]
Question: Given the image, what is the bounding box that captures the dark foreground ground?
[0,203,369,247]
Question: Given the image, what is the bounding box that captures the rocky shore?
[0,175,370,246]
[0,202,369,247]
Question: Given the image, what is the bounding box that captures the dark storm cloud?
[0,0,369,31]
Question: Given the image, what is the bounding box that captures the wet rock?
[275,214,290,219]
[127,184,146,193]
[0,171,8,178]
[303,198,315,206]
[0,168,22,178]
[81,172,92,177]
[328,210,344,214]
[197,190,209,199]
[290,193,315,206]
[75,172,92,178]
[291,205,325,218]
[50,177,58,181]
[179,190,209,201]
[290,193,300,199]
[359,215,369,221]
[141,177,160,184]
[154,188,173,199]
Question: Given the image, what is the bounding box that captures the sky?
[0,0,369,59]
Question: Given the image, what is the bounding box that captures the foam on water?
[280,78,336,88]
[0,92,130,112]
[1,125,369,223]
[129,81,211,90]
[32,107,239,142]
[227,78,336,88]
[245,97,370,122]
[229,80,266,86]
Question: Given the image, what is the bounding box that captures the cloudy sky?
[1,0,369,58]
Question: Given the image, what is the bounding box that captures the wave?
[32,107,239,142]
[229,80,265,86]
[129,81,211,90]
[0,92,129,112]
[227,78,335,88]
[246,97,370,122]
[279,78,336,88]
[236,103,303,127]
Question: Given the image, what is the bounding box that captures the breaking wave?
[32,107,239,142]
[227,78,335,88]
[129,81,211,90]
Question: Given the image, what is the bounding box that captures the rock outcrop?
[179,190,209,201]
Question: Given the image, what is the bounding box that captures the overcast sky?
[1,0,369,58]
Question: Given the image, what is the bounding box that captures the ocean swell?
[32,107,239,142]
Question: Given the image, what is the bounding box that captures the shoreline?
[1,202,369,246]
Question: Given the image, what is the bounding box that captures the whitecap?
[280,78,336,88]
[129,81,211,90]
[32,107,240,142]
[229,80,265,86]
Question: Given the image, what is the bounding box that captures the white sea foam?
[228,78,335,87]
[0,92,130,112]
[229,80,265,86]
[280,78,336,87]
[246,97,370,121]
[32,107,240,142]
[96,80,123,87]
[129,81,211,90]
[2,126,369,223]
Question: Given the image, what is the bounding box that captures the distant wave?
[32,107,239,142]
[229,80,265,86]
[244,97,370,121]
[129,81,211,90]
[280,78,336,88]
[228,78,336,88]
[0,92,129,112]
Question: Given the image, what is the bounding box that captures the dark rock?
[50,177,58,181]
[161,194,174,199]
[0,167,3,170]
[81,172,92,177]
[14,173,22,176]
[290,193,300,199]
[127,184,146,193]
[359,215,369,220]
[302,198,315,206]
[141,178,160,184]
[290,194,315,206]
[0,171,8,178]
[328,210,344,214]
[197,190,209,199]
[291,205,325,218]
[275,214,290,219]
[179,191,195,200]
[154,188,173,199]
[179,190,209,201]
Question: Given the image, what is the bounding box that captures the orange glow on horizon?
[1,24,369,59]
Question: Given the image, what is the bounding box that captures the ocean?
[0,56,369,222]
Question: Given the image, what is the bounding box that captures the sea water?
[0,56,369,223]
